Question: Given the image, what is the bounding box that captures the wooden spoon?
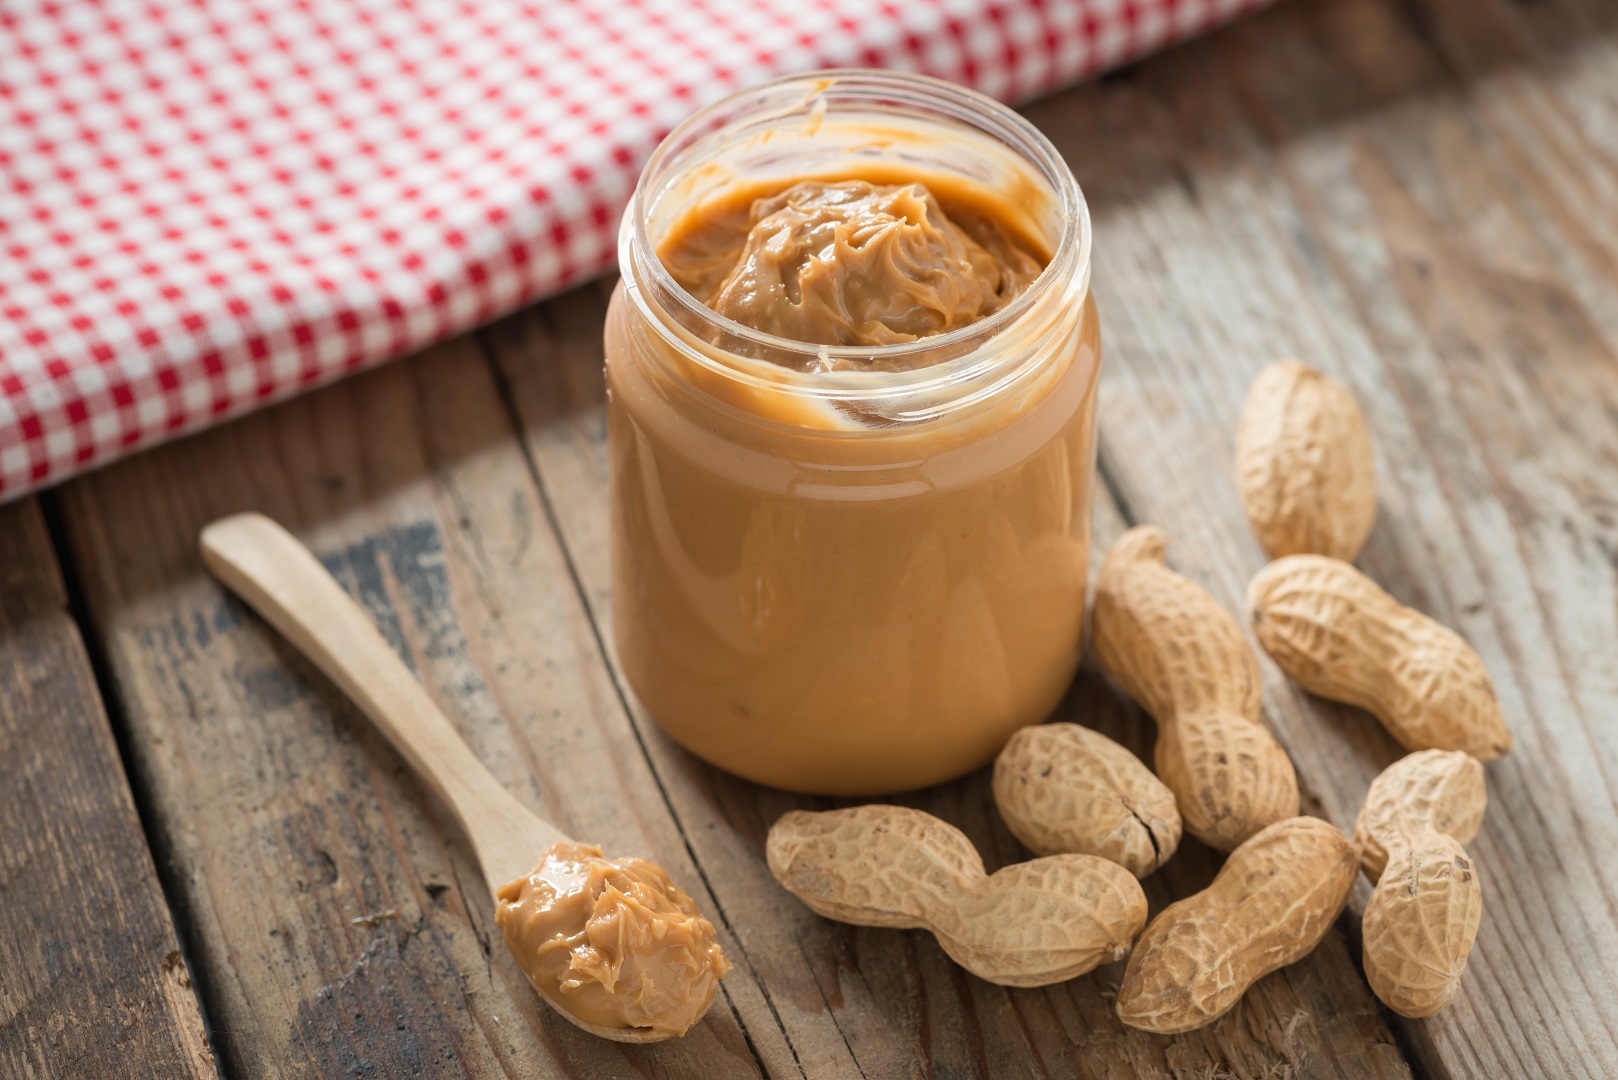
[199,511,677,1043]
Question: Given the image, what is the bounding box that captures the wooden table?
[5,0,1617,1075]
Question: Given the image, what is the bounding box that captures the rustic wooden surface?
[1028,0,1618,1073]
[0,499,212,1078]
[3,0,1616,1075]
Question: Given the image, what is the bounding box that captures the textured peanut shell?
[1362,833,1483,1018]
[1247,556,1512,761]
[1091,526,1300,851]
[1115,817,1359,1034]
[993,723,1182,877]
[1354,750,1487,1017]
[765,805,1148,987]
[1355,749,1486,881]
[1234,360,1378,561]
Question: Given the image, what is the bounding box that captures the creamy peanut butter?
[659,178,1044,353]
[495,842,731,1037]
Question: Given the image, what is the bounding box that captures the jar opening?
[620,69,1092,414]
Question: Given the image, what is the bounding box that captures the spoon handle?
[200,512,568,894]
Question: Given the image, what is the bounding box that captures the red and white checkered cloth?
[0,0,1270,501]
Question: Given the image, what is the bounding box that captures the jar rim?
[623,69,1090,401]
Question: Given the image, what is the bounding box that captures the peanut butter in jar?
[606,71,1100,795]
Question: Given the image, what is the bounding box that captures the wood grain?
[198,513,574,896]
[0,498,212,1078]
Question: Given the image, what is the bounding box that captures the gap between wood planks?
[36,492,229,1077]
[0,499,214,1078]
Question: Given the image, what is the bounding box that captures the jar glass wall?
[606,71,1100,795]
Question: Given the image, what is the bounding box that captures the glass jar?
[606,71,1100,795]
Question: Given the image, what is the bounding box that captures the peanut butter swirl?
[661,178,1045,356]
[495,842,731,1037]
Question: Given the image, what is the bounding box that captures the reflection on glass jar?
[606,71,1100,795]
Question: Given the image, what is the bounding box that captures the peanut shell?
[1355,750,1488,1017]
[1235,359,1377,560]
[1248,555,1512,761]
[1362,833,1483,1018]
[1116,816,1359,1034]
[766,804,1148,987]
[993,723,1181,877]
[1091,526,1300,851]
[1354,749,1486,881]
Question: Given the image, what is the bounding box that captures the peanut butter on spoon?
[496,843,731,1037]
[198,513,730,1042]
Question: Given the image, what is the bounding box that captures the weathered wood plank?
[1015,0,1618,1074]
[55,339,781,1078]
[0,498,213,1078]
[483,284,1410,1079]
